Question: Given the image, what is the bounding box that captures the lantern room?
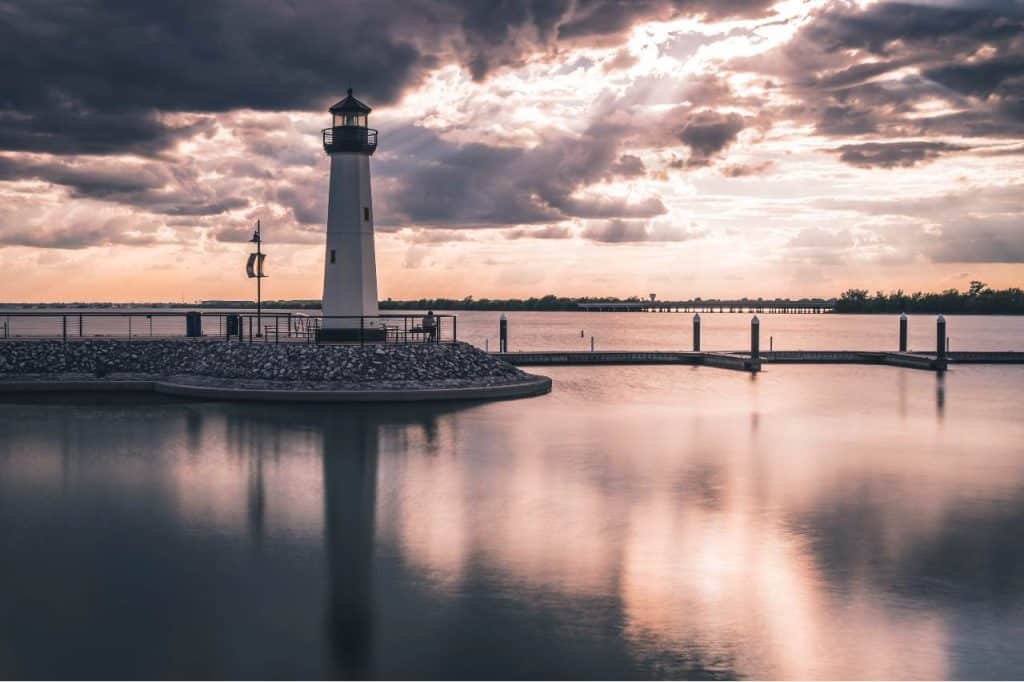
[330,88,370,128]
[323,88,377,155]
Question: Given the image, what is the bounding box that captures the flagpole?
[256,219,262,337]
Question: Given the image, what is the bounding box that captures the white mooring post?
[320,89,380,341]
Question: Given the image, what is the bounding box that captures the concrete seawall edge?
[0,374,553,404]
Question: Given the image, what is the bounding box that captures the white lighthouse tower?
[320,88,381,341]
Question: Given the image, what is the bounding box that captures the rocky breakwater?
[0,340,546,396]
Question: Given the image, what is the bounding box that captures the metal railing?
[322,126,378,153]
[0,311,457,345]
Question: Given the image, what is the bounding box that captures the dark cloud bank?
[373,123,666,229]
[0,0,772,156]
[783,0,1024,162]
[0,0,1022,259]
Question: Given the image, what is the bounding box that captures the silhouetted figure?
[422,310,437,342]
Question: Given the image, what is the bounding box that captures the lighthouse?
[320,88,381,340]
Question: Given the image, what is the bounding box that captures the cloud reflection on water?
[0,365,1023,678]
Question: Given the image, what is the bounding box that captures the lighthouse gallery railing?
[322,126,378,153]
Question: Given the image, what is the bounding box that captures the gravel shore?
[0,339,532,390]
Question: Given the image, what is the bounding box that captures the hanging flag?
[246,252,267,278]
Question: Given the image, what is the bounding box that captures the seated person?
[422,310,437,341]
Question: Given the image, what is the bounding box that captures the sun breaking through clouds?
[0,0,1022,301]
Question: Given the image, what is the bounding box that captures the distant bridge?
[577,299,834,314]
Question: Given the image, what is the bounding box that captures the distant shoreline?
[1,284,1021,315]
[1,307,1022,315]
[1,306,1021,316]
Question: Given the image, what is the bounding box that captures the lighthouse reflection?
[321,406,379,676]
[316,403,457,677]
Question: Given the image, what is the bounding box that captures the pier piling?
[936,315,946,359]
[751,315,760,359]
[499,314,508,353]
[693,314,701,352]
[899,312,908,352]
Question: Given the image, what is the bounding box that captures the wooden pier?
[493,350,1024,373]
[577,300,832,314]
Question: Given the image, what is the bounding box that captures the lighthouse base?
[316,327,388,343]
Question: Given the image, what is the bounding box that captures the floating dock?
[493,350,1024,373]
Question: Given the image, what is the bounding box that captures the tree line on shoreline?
[4,282,1021,314]
[376,283,1023,313]
[833,282,1024,314]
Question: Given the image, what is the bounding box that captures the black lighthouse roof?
[329,88,372,114]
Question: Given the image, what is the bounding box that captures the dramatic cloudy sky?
[1,0,1022,301]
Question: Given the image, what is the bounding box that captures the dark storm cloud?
[809,79,940,136]
[675,111,745,166]
[0,110,214,157]
[0,156,161,195]
[0,0,775,156]
[0,1,428,155]
[556,0,773,40]
[609,154,646,177]
[924,57,1024,99]
[0,156,248,216]
[810,59,912,91]
[803,1,1023,54]
[757,1,1024,141]
[833,141,969,168]
[375,123,666,227]
[0,218,163,249]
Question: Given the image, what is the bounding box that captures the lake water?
[2,362,1024,678]
[3,308,1024,352]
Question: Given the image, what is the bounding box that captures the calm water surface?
[4,309,1023,351]
[2,364,1023,679]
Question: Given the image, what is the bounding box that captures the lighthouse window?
[330,249,336,264]
[335,113,367,128]
[363,207,370,221]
